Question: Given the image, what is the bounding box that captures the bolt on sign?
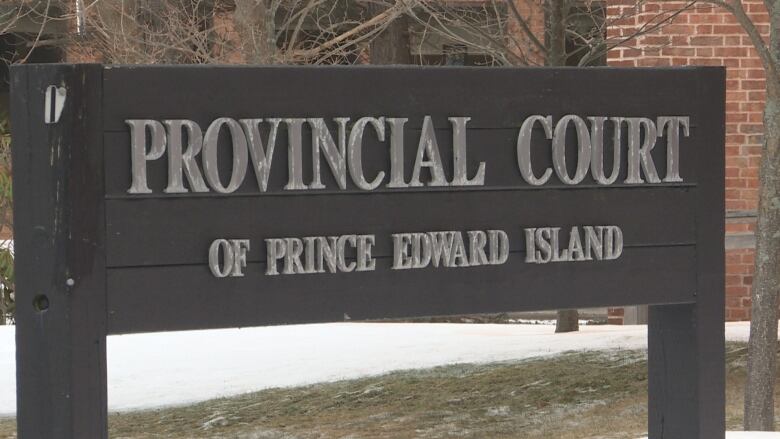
[11,65,725,439]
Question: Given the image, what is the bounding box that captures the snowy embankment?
[0,321,760,415]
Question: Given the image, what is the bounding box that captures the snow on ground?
[641,434,780,438]
[0,321,760,415]
[726,435,780,438]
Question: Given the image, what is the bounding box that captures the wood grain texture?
[102,66,705,132]
[105,187,696,268]
[12,65,108,439]
[647,68,726,439]
[107,245,697,334]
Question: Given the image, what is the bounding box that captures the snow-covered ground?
[641,434,780,439]
[0,321,760,416]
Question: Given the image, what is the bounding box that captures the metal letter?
[337,235,357,272]
[283,238,306,274]
[450,117,485,186]
[203,118,249,193]
[303,237,317,274]
[392,233,412,269]
[567,227,585,261]
[412,233,432,268]
[535,228,552,263]
[449,232,470,267]
[356,235,376,271]
[625,117,660,184]
[348,117,386,190]
[468,230,489,266]
[604,226,624,260]
[229,239,250,277]
[386,118,409,188]
[488,230,509,265]
[429,231,455,267]
[163,120,208,193]
[283,118,308,190]
[589,117,621,185]
[524,228,537,263]
[517,115,553,186]
[410,116,448,187]
[209,239,234,278]
[265,238,287,276]
[657,116,690,183]
[127,119,167,194]
[549,227,567,261]
[317,236,339,273]
[240,118,281,192]
[309,118,349,190]
[552,115,591,185]
[584,226,604,261]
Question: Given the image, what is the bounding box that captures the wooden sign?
[11,64,725,439]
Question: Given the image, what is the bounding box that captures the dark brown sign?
[11,64,725,439]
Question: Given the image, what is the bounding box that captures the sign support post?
[12,64,108,439]
[648,74,726,438]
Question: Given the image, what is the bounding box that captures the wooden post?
[11,64,107,439]
[647,68,726,439]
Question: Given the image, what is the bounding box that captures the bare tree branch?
[292,1,403,60]
[505,0,545,53]
[704,0,778,83]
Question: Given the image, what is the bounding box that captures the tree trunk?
[744,78,780,431]
[234,0,275,64]
[138,0,181,63]
[546,0,579,333]
[368,1,411,65]
[546,0,567,67]
[556,309,579,333]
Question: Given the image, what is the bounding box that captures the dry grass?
[0,342,776,438]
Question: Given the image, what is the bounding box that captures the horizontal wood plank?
[106,187,696,267]
[106,245,697,334]
[103,66,705,131]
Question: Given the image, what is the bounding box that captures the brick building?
[605,0,765,322]
[0,0,767,322]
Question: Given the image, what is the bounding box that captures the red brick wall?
[606,0,766,322]
[726,247,755,320]
[607,307,625,325]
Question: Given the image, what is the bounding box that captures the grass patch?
[0,342,776,438]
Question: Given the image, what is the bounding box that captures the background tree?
[368,0,412,64]
[399,0,693,67]
[60,0,407,64]
[0,1,37,324]
[0,113,11,326]
[691,0,780,429]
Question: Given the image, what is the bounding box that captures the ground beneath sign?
[0,340,776,438]
[0,321,767,415]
